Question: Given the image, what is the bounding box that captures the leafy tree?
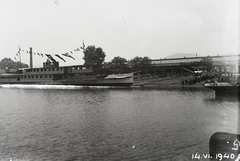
[129,56,151,68]
[83,45,106,66]
[110,56,127,68]
[141,56,152,67]
[0,58,15,69]
[0,58,28,70]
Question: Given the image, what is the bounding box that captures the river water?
[0,85,239,161]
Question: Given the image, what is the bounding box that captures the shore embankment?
[132,75,206,89]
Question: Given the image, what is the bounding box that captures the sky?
[0,0,239,67]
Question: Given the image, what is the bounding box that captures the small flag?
[82,39,85,49]
[55,54,66,62]
[62,53,75,60]
[45,54,56,62]
[16,51,20,56]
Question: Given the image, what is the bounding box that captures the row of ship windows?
[21,75,52,79]
[26,68,63,72]
[0,75,52,79]
[25,67,89,72]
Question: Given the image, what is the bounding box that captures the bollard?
[209,132,240,161]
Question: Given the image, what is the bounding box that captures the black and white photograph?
[0,0,239,160]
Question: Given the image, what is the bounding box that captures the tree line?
[0,58,28,70]
[83,45,151,69]
[1,45,213,71]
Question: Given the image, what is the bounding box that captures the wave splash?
[0,84,128,90]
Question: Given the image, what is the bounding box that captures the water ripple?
[0,88,238,160]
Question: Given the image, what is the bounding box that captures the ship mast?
[29,47,33,68]
[18,46,22,69]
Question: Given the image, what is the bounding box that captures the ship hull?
[0,74,133,87]
[0,82,133,86]
[204,82,240,97]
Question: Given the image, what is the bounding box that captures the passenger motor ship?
[204,81,240,96]
[0,60,133,86]
[204,74,240,96]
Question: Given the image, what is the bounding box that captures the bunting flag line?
[55,54,66,62]
[17,42,86,63]
[74,48,81,51]
[18,44,83,55]
[62,53,75,60]
[45,54,56,62]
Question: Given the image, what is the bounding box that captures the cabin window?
[45,75,47,78]
[49,75,52,78]
[36,69,39,72]
[52,68,55,71]
[40,75,42,78]
[28,76,30,78]
[36,75,38,78]
[48,68,51,71]
[32,76,34,78]
[25,76,26,78]
[44,69,46,71]
[57,68,59,71]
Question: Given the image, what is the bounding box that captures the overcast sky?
[0,0,239,67]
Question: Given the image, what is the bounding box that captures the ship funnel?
[30,47,33,68]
